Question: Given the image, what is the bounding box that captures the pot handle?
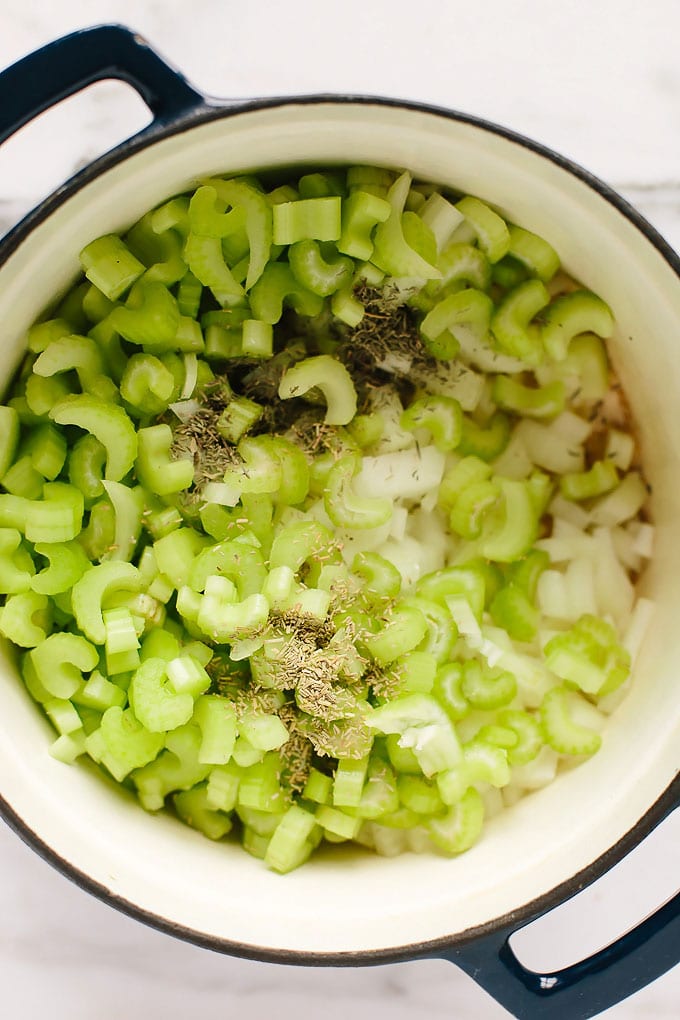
[442,797,680,1019]
[0,24,205,147]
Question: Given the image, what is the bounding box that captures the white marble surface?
[0,1,679,1017]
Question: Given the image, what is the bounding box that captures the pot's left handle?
[0,23,206,147]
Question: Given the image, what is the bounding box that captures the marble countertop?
[0,1,679,1017]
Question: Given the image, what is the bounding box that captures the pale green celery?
[24,375,72,418]
[333,755,370,808]
[324,454,392,529]
[495,709,542,765]
[352,551,402,601]
[489,583,539,642]
[437,739,510,804]
[303,767,333,805]
[129,656,194,732]
[544,614,630,696]
[177,270,203,319]
[288,240,354,296]
[543,333,610,403]
[542,291,614,361]
[239,712,289,753]
[30,632,98,699]
[337,191,391,260]
[132,723,210,807]
[540,686,602,755]
[331,283,365,327]
[401,395,462,452]
[174,784,232,840]
[460,659,517,709]
[560,460,619,501]
[43,697,82,736]
[183,233,244,300]
[0,406,20,480]
[104,605,140,674]
[420,288,492,360]
[491,279,549,364]
[269,519,334,574]
[80,235,145,300]
[299,172,346,198]
[92,706,165,783]
[109,280,182,347]
[77,499,116,561]
[278,354,357,426]
[479,478,538,562]
[193,695,237,764]
[455,197,510,263]
[188,185,241,237]
[428,788,485,853]
[150,196,190,237]
[216,396,262,444]
[19,425,66,483]
[371,172,441,279]
[507,225,560,282]
[144,502,183,541]
[206,762,241,812]
[347,165,395,190]
[401,596,458,664]
[265,804,318,873]
[419,192,465,252]
[136,424,194,496]
[397,774,444,815]
[100,481,144,563]
[29,539,90,595]
[50,395,137,482]
[2,456,43,499]
[49,730,88,764]
[316,804,361,841]
[272,196,341,245]
[401,210,438,269]
[120,354,175,415]
[197,577,269,643]
[437,242,492,293]
[492,376,565,418]
[449,480,499,539]
[154,527,209,588]
[203,177,273,289]
[384,735,421,775]
[241,319,273,358]
[189,535,266,598]
[82,283,115,324]
[492,256,529,290]
[73,669,126,712]
[0,590,50,647]
[71,560,142,644]
[232,736,265,769]
[417,565,486,620]
[32,334,115,401]
[24,482,84,544]
[458,412,511,461]
[432,663,470,721]
[67,435,106,503]
[26,318,72,353]
[345,412,384,449]
[438,456,492,512]
[389,650,438,694]
[261,565,295,610]
[140,627,182,663]
[249,262,324,324]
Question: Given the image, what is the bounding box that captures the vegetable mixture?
[0,164,653,872]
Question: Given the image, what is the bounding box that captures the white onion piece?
[410,360,485,410]
[511,746,559,790]
[374,535,433,588]
[515,419,584,474]
[629,521,655,559]
[590,472,648,527]
[355,446,445,502]
[180,353,198,399]
[491,432,533,480]
[169,398,201,423]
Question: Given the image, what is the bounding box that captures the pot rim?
[0,91,678,964]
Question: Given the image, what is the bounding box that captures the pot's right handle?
[442,795,680,1019]
[0,24,206,147]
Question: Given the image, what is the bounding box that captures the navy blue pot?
[0,25,678,1020]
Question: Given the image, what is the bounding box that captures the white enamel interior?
[0,102,678,957]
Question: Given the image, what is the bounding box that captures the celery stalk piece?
[0,406,20,478]
[136,424,194,496]
[371,172,441,280]
[30,632,98,699]
[507,224,560,282]
[455,197,510,263]
[71,561,142,645]
[0,590,51,647]
[337,191,391,260]
[80,235,145,300]
[542,291,614,361]
[278,355,357,426]
[50,395,137,482]
[272,196,342,245]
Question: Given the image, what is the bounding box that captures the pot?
[0,25,677,1020]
